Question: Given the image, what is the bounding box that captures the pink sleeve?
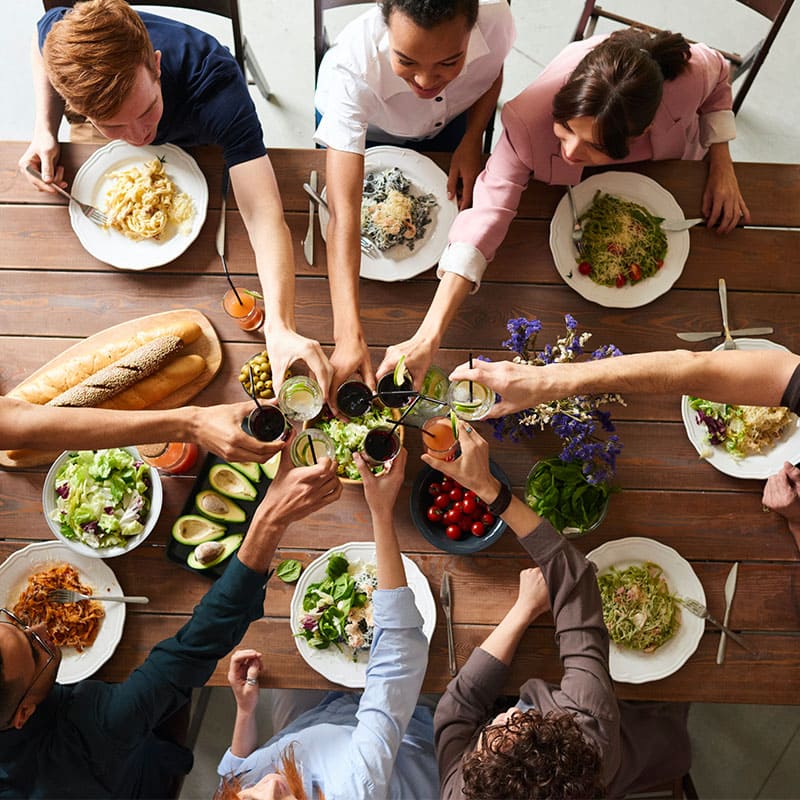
[690,42,733,114]
[446,101,534,263]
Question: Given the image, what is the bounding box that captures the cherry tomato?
[448,487,463,502]
[445,524,461,540]
[428,482,442,496]
[462,496,478,516]
[427,506,444,523]
[458,517,471,532]
[578,261,592,275]
[444,508,462,524]
[434,494,449,509]
[481,512,495,526]
[462,490,476,500]
[628,263,642,282]
[471,521,486,537]
[441,478,455,493]
[615,274,626,288]
[656,259,664,270]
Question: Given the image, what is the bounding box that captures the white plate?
[290,541,436,688]
[681,338,800,479]
[587,537,705,684]
[318,145,458,282]
[0,541,125,683]
[42,447,163,559]
[70,141,208,270]
[549,171,690,308]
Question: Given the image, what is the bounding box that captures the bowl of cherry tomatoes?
[410,462,509,554]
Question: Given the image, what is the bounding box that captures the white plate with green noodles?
[587,537,705,683]
[318,146,458,282]
[550,172,690,308]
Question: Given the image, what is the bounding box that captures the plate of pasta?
[70,141,208,270]
[587,537,705,684]
[681,338,800,478]
[318,146,458,281]
[549,172,690,308]
[0,541,125,682]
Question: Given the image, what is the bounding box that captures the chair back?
[571,0,795,113]
[314,0,376,76]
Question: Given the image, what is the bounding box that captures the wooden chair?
[42,0,272,100]
[571,0,795,113]
[625,773,699,800]
[313,0,502,152]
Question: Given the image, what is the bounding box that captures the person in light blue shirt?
[214,448,439,800]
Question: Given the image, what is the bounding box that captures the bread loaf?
[100,354,206,410]
[8,319,202,405]
[47,336,185,407]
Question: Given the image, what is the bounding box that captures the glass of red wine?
[336,379,374,418]
[376,372,416,408]
[361,426,402,468]
[241,405,291,442]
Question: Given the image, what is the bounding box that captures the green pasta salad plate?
[550,172,690,308]
[587,537,705,683]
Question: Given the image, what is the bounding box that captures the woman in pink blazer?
[378,29,751,386]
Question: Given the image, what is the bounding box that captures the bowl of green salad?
[305,405,403,484]
[42,447,162,558]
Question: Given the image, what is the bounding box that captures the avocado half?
[187,534,244,570]
[172,514,226,545]
[195,490,246,523]
[229,461,262,483]
[209,463,257,501]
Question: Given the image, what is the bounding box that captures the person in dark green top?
[0,448,342,799]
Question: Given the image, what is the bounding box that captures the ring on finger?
[245,677,258,686]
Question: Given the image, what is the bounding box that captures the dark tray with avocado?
[166,451,279,579]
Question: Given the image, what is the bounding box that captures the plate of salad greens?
[290,542,436,687]
[681,338,800,479]
[42,447,162,558]
[587,537,705,684]
[307,406,402,483]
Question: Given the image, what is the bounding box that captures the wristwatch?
[486,482,513,516]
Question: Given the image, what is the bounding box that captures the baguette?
[8,319,202,405]
[47,336,185,407]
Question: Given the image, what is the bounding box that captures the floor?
[3,2,799,798]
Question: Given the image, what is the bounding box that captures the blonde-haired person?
[214,449,440,800]
[314,0,514,395]
[19,0,333,402]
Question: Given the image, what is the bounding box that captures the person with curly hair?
[425,421,691,799]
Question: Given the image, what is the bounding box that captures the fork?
[49,589,149,604]
[25,165,109,226]
[566,185,584,255]
[678,596,757,654]
[302,181,380,259]
[718,278,736,350]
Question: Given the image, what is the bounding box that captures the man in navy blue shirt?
[0,445,342,798]
[19,0,333,398]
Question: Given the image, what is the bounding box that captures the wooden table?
[1,142,798,704]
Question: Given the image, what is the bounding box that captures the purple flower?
[565,314,578,331]
[502,317,542,357]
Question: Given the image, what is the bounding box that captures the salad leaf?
[276,559,302,583]
[315,407,395,480]
[326,553,349,580]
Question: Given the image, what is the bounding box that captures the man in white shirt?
[314,0,514,398]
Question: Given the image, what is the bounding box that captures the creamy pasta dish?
[103,157,194,241]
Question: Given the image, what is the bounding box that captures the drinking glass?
[278,375,324,422]
[422,415,460,461]
[336,378,373,418]
[222,288,264,332]
[361,426,401,468]
[138,442,199,474]
[376,371,415,408]
[290,429,335,467]
[241,405,291,442]
[447,379,495,421]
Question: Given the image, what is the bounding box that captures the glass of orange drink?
[222,288,264,331]
[421,415,460,461]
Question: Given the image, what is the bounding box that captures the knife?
[716,562,739,665]
[216,167,229,266]
[303,170,317,266]
[676,327,774,342]
[440,571,457,676]
[662,217,704,232]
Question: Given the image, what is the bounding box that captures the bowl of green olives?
[239,351,290,400]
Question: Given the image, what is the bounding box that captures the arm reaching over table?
[762,462,800,553]
[447,349,800,418]
[1,396,289,462]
